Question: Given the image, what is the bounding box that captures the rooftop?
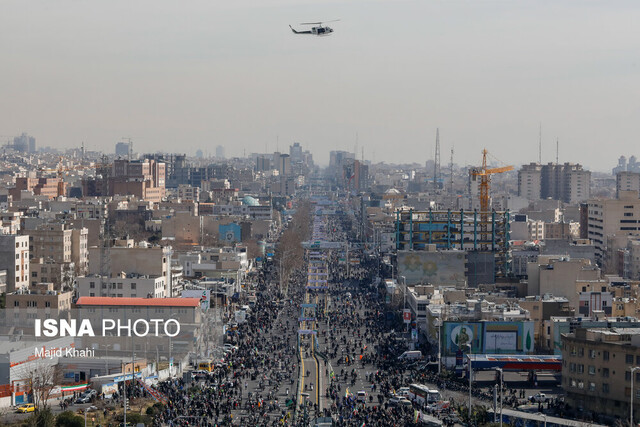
[76,297,199,307]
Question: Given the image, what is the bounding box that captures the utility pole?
[449,146,454,207]
[434,128,440,192]
[467,343,473,422]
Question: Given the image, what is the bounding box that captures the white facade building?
[76,274,166,298]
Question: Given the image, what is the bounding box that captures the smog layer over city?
[1,1,640,426]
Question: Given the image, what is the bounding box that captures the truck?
[398,350,423,361]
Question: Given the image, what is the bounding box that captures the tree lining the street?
[275,200,311,291]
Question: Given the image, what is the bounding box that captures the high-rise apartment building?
[115,141,131,157]
[82,158,166,202]
[587,190,640,267]
[616,171,640,198]
[255,156,271,172]
[275,153,291,176]
[290,142,303,163]
[10,177,65,200]
[517,163,543,201]
[518,162,590,203]
[0,234,29,292]
[11,133,36,153]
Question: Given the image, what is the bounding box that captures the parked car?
[76,395,92,404]
[16,403,36,413]
[389,396,411,407]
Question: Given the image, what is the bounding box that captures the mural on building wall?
[219,223,241,242]
[398,250,465,285]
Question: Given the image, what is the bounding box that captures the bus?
[197,361,213,372]
[408,384,441,405]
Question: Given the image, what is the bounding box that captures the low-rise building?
[6,283,73,326]
[561,327,640,420]
[76,273,166,298]
[519,295,574,351]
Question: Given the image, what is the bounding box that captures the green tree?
[55,411,84,427]
[27,407,55,427]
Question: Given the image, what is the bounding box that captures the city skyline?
[2,1,640,169]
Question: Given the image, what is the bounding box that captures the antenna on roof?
[538,122,542,164]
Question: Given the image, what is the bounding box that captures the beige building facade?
[561,328,640,420]
[0,234,29,292]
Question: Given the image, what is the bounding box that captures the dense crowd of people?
[143,206,529,426]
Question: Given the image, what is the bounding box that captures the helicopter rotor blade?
[299,19,339,25]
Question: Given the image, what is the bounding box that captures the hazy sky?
[2,0,640,169]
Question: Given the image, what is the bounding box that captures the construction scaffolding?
[395,209,511,278]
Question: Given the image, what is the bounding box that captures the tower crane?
[470,149,513,246]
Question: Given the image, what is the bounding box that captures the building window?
[627,354,634,364]
[578,347,584,357]
[13,301,19,307]
[131,283,137,290]
[589,350,596,359]
[578,364,584,374]
[602,368,609,378]
[588,382,596,392]
[45,302,50,308]
[89,282,95,289]
[627,371,632,381]
[570,363,576,373]
[588,365,596,375]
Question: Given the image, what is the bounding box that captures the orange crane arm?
[485,165,514,174]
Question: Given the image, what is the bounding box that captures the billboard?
[441,321,534,357]
[181,290,210,311]
[485,332,517,351]
[397,250,465,286]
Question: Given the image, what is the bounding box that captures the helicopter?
[289,20,339,36]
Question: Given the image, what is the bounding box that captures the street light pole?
[438,321,441,375]
[632,366,640,427]
[496,367,503,427]
[467,343,472,422]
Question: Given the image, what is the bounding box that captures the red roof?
[76,297,200,307]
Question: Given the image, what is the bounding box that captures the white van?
[398,351,423,360]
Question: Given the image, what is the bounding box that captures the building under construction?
[395,208,511,280]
